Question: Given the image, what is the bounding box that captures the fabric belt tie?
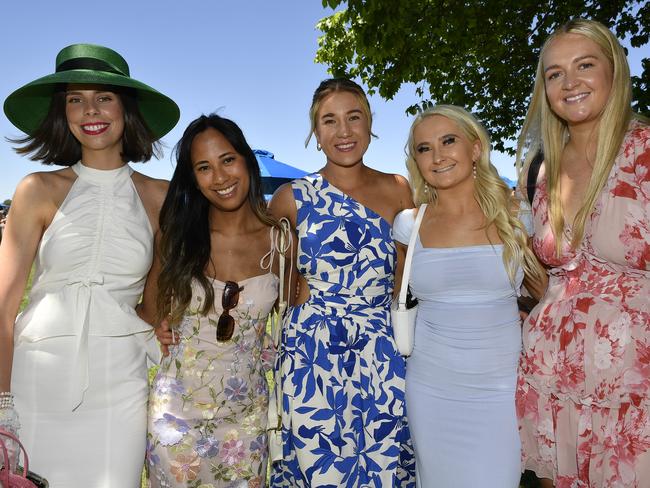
[66,275,104,411]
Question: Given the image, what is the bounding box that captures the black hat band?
[56,57,127,76]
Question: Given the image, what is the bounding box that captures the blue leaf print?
[271,174,415,487]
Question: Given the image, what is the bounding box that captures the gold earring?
[472,161,477,179]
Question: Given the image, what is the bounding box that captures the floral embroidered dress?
[517,120,650,487]
[147,268,277,487]
[270,174,415,488]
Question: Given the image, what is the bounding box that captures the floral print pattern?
[517,121,650,487]
[270,174,415,487]
[147,273,278,487]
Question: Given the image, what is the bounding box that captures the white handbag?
[391,204,427,356]
[267,218,292,463]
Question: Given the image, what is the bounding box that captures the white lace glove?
[0,395,21,471]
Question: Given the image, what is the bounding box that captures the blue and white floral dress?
[271,174,415,488]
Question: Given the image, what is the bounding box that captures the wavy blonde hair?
[406,104,545,286]
[515,18,644,256]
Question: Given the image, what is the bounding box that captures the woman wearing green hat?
[0,44,179,486]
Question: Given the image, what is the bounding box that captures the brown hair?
[10,85,161,165]
[305,78,376,147]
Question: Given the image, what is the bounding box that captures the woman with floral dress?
[139,114,289,487]
[515,19,650,488]
[269,78,415,487]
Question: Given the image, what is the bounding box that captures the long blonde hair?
[406,104,545,286]
[515,18,640,255]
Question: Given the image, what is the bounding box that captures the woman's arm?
[132,174,168,236]
[138,231,163,326]
[0,175,50,391]
[394,241,408,299]
[388,174,415,299]
[269,183,303,305]
[137,231,177,356]
[268,182,298,228]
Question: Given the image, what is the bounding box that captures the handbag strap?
[269,217,292,433]
[0,429,9,486]
[271,217,292,348]
[0,428,30,480]
[397,204,427,306]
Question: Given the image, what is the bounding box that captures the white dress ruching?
[11,162,159,488]
[394,209,523,488]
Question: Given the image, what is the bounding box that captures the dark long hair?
[10,85,160,165]
[157,113,277,322]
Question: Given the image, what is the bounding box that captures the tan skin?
[138,128,295,355]
[0,85,167,392]
[269,90,413,305]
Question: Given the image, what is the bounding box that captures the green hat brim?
[3,69,179,140]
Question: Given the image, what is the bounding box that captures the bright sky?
[0,1,645,201]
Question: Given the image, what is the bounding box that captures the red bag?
[0,429,37,488]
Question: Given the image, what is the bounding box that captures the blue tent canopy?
[254,149,308,195]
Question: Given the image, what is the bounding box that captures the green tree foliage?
[2,199,11,206]
[316,0,649,153]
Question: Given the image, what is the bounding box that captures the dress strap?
[260,223,293,273]
[260,226,277,272]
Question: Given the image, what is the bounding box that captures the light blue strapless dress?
[394,209,522,488]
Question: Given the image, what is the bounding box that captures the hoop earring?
[316,143,322,151]
[472,161,477,179]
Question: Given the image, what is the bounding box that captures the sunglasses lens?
[222,281,241,309]
[217,313,235,342]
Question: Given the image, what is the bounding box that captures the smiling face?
[191,127,250,212]
[542,33,613,130]
[314,90,370,168]
[413,115,480,193]
[65,83,125,160]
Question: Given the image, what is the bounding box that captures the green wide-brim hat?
[3,43,180,139]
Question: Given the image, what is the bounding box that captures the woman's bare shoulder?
[131,171,169,206]
[368,168,414,210]
[15,167,75,204]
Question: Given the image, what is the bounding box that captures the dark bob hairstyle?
[11,84,160,165]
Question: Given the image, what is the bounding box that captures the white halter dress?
[11,162,159,487]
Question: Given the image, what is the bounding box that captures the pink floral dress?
[517,120,650,487]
